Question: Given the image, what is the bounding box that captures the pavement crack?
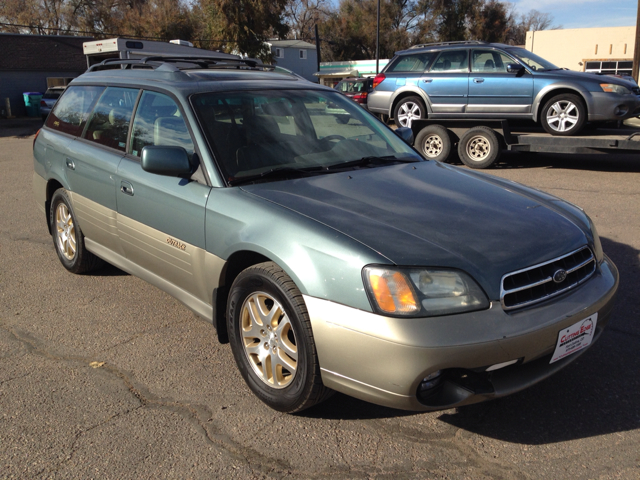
[0,372,32,386]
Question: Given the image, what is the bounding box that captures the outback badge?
[166,237,186,250]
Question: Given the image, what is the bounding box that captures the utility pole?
[376,0,380,74]
[315,24,321,82]
[634,0,640,82]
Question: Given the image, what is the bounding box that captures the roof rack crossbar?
[409,41,489,49]
[87,55,275,72]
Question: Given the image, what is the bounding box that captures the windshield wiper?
[228,166,324,186]
[324,155,421,171]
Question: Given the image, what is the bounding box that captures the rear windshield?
[335,80,369,93]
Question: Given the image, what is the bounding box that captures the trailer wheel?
[414,125,453,162]
[540,94,586,136]
[458,126,501,169]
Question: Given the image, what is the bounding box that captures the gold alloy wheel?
[466,135,491,161]
[240,292,298,389]
[423,134,444,158]
[55,203,77,260]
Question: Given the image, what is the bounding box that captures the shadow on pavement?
[0,117,43,138]
[491,150,640,173]
[305,237,640,445]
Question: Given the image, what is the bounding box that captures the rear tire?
[414,125,453,162]
[394,96,426,128]
[457,126,501,169]
[50,188,103,274]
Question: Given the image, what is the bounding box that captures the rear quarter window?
[386,53,435,73]
[45,86,105,136]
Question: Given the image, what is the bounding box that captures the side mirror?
[394,127,414,145]
[141,146,192,178]
[507,63,525,75]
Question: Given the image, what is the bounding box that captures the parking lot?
[1,120,639,479]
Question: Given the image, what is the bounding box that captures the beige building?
[526,26,635,76]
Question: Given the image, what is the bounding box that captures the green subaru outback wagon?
[33,55,618,413]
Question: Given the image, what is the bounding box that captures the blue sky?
[509,0,637,29]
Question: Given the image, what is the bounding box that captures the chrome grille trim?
[500,246,596,311]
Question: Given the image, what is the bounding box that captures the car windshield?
[506,47,559,71]
[192,89,421,183]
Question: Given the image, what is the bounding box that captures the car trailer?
[410,119,640,169]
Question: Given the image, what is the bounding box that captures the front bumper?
[587,92,640,122]
[306,255,618,411]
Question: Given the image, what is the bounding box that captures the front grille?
[501,246,596,311]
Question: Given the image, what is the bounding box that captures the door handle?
[421,78,433,83]
[65,158,75,170]
[120,181,134,196]
[473,78,485,83]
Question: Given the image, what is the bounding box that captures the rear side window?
[386,53,435,73]
[45,86,104,136]
[84,87,139,152]
[130,91,194,158]
[430,50,469,72]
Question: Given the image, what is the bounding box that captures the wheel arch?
[390,88,431,118]
[533,87,588,123]
[45,179,65,234]
[213,249,272,344]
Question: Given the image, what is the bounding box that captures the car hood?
[240,162,589,298]
[540,69,635,87]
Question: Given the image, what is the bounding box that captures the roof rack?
[409,41,489,49]
[87,55,275,72]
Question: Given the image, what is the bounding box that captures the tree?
[506,7,561,45]
[469,0,510,43]
[197,0,289,61]
[284,0,332,41]
[430,0,482,42]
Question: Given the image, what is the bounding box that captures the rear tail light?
[353,92,368,102]
[40,100,47,107]
[372,73,386,90]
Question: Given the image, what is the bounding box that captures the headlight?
[363,266,490,317]
[600,83,631,95]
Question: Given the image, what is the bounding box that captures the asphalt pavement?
[1,121,639,479]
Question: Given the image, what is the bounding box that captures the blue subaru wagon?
[367,41,640,135]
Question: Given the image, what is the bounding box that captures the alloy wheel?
[240,292,298,389]
[55,203,77,260]
[397,102,422,128]
[546,100,579,133]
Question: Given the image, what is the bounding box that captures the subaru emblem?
[553,269,568,284]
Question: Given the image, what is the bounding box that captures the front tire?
[227,262,332,413]
[50,188,103,274]
[394,96,426,128]
[541,94,586,136]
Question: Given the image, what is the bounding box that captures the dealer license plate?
[550,313,598,364]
